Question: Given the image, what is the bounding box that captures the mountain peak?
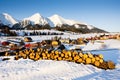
[0,13,17,27]
[31,13,42,17]
[22,13,48,26]
[2,13,15,19]
[50,14,63,19]
[48,14,65,26]
[52,14,61,17]
[2,13,9,16]
[49,14,82,27]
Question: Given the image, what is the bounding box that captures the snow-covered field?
[0,33,120,80]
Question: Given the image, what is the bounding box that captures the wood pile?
[4,48,115,70]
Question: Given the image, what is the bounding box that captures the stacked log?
[5,47,115,70]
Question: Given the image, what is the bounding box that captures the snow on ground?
[0,59,102,80]
[0,49,120,80]
[0,33,109,42]
[83,39,120,51]
[0,33,120,80]
[75,50,120,80]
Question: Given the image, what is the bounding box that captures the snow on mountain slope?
[45,18,54,27]
[49,14,94,29]
[49,14,79,26]
[87,25,94,30]
[0,13,18,28]
[23,13,48,26]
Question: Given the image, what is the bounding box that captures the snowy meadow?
[0,30,120,80]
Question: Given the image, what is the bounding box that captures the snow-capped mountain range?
[0,13,107,33]
[0,13,94,29]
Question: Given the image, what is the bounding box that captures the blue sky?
[0,0,120,32]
